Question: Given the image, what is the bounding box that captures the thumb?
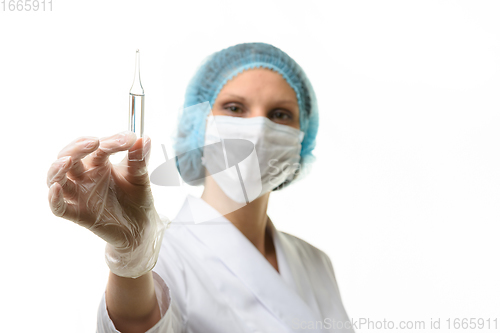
[124,135,152,185]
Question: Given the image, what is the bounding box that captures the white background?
[1,0,499,332]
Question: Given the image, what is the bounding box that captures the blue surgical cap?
[174,42,319,188]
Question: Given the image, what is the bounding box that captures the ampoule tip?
[130,50,144,95]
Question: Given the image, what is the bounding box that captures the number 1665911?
[1,0,52,11]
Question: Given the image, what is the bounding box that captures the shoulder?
[279,231,334,271]
[278,230,343,296]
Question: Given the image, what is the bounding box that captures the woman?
[47,43,354,333]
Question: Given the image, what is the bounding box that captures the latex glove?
[47,131,169,278]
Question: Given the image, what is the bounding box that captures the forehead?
[218,68,298,101]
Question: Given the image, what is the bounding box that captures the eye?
[223,104,245,115]
[269,110,292,122]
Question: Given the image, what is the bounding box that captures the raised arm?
[47,131,169,331]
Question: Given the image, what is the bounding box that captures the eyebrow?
[220,93,297,105]
[221,93,246,102]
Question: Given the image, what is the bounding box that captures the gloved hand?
[47,131,169,278]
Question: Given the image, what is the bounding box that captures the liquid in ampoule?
[129,49,145,137]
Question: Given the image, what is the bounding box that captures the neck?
[201,175,273,258]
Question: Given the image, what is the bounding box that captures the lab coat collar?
[174,195,323,332]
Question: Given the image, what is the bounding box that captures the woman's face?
[211,68,301,129]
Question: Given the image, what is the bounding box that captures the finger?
[127,135,151,163]
[124,135,152,186]
[47,156,72,187]
[57,136,100,179]
[87,131,137,167]
[47,156,79,200]
[48,182,79,221]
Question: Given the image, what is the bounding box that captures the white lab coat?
[97,195,354,333]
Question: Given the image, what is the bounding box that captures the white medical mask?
[202,115,304,204]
